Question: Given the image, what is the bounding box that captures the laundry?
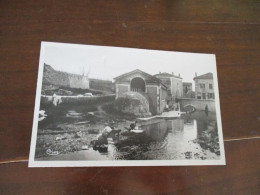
[52,93,62,106]
[38,110,47,122]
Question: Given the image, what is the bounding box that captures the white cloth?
[52,93,62,106]
[102,126,113,134]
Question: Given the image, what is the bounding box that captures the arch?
[183,104,196,113]
[130,77,145,92]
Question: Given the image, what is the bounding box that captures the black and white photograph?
[29,42,225,167]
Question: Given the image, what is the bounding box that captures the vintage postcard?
[29,42,225,167]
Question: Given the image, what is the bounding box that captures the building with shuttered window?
[193,72,215,100]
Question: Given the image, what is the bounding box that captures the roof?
[89,78,112,84]
[193,72,213,80]
[183,82,192,85]
[114,69,159,81]
[114,69,167,88]
[154,72,182,79]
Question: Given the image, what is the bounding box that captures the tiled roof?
[114,69,167,89]
[193,72,213,80]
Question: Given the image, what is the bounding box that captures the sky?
[43,42,217,88]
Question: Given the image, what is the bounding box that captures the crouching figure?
[90,126,121,151]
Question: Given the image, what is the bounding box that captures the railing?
[131,88,145,93]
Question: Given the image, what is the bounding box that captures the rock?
[81,145,89,150]
[75,131,82,138]
[56,136,66,141]
[194,153,200,158]
[75,121,90,125]
[46,149,60,155]
[84,93,93,97]
[184,151,192,159]
[88,129,100,134]
[66,111,83,118]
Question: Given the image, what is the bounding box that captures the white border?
[29,42,226,167]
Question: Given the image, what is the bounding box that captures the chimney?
[178,73,180,77]
[172,72,174,75]
[195,72,197,77]
[159,71,161,74]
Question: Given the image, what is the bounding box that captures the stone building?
[89,78,115,92]
[43,64,89,89]
[182,82,195,98]
[154,72,183,99]
[114,69,168,115]
[193,72,215,100]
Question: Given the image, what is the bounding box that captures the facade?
[193,72,215,100]
[89,78,115,92]
[114,69,168,115]
[43,64,89,89]
[182,82,194,98]
[154,72,183,99]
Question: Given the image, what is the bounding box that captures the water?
[44,111,220,161]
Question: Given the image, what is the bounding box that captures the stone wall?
[146,85,158,115]
[41,94,115,106]
[179,98,216,112]
[116,84,129,98]
[159,87,168,114]
[171,77,183,98]
[89,79,115,92]
[43,64,89,89]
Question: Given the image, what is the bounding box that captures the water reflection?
[140,119,169,141]
[44,111,220,161]
[105,113,216,160]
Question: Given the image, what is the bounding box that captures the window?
[185,86,188,93]
[162,78,171,85]
[209,84,213,89]
[197,92,201,99]
[202,93,206,99]
[208,93,215,99]
[200,84,205,89]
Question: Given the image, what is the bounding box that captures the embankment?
[41,94,116,106]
